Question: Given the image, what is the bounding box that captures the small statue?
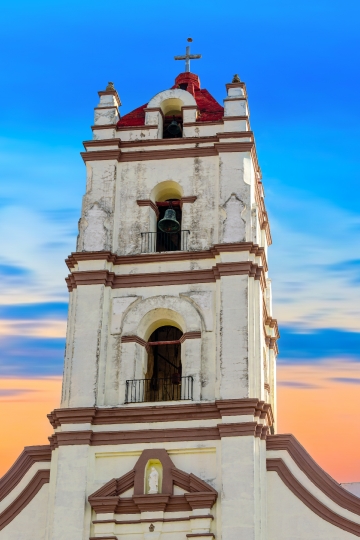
[106,82,115,91]
[148,467,159,494]
[232,74,241,83]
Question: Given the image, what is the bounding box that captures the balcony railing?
[141,230,190,253]
[125,376,193,403]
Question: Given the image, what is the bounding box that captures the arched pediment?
[88,449,217,515]
[147,88,197,113]
[121,295,203,340]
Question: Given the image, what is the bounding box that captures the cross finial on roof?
[174,38,201,73]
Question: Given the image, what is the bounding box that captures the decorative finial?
[106,82,115,91]
[232,74,241,83]
[174,39,201,73]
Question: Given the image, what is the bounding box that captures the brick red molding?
[0,445,51,502]
[88,449,217,515]
[47,399,274,428]
[0,470,50,531]
[136,199,160,218]
[65,261,266,293]
[121,331,201,352]
[80,141,255,164]
[267,458,360,536]
[267,434,360,516]
[65,242,268,271]
[83,132,254,150]
[48,422,267,450]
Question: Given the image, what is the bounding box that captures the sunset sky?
[0,0,359,482]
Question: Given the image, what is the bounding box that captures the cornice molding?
[65,242,267,271]
[82,132,254,151]
[267,458,360,536]
[267,434,360,516]
[80,141,255,164]
[0,445,51,502]
[121,331,201,352]
[98,89,121,107]
[65,262,266,293]
[48,422,269,449]
[136,199,159,218]
[48,399,273,429]
[0,470,50,531]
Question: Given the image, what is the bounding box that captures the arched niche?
[150,180,183,203]
[147,88,197,112]
[144,459,163,494]
[120,297,203,401]
[122,297,202,340]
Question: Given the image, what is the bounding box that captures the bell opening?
[156,200,182,252]
[163,113,183,139]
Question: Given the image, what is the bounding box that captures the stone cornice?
[0,445,51,502]
[267,458,360,536]
[80,141,254,163]
[267,434,360,516]
[65,261,266,293]
[65,242,267,271]
[0,470,50,531]
[83,132,254,150]
[48,399,274,429]
[48,422,268,450]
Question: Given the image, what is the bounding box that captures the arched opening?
[145,325,183,401]
[161,98,183,139]
[156,199,183,252]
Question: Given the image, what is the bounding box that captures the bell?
[158,208,180,233]
[166,118,182,137]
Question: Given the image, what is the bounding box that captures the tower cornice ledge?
[47,398,274,428]
[65,261,267,293]
[65,242,268,271]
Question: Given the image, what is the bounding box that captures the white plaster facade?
[1,71,359,540]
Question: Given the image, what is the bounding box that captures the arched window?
[156,199,182,252]
[145,325,183,401]
[161,98,183,139]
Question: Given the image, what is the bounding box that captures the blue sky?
[0,0,360,376]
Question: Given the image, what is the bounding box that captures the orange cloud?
[0,377,62,477]
[277,359,360,483]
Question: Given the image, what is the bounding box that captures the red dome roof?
[117,72,223,128]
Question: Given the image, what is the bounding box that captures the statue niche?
[144,459,163,495]
[83,203,109,251]
[222,194,245,243]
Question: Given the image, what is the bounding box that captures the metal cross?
[174,39,201,73]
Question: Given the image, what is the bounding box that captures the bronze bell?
[166,117,182,138]
[158,208,180,233]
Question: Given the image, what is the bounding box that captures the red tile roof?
[117,73,223,128]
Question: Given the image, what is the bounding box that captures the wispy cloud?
[277,381,319,389]
[267,182,360,331]
[0,388,38,398]
[328,377,360,385]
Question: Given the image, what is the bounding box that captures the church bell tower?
[49,46,279,540]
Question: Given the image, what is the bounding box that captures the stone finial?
[232,74,241,83]
[106,81,115,91]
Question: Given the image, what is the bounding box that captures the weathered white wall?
[1,484,49,540]
[267,472,357,540]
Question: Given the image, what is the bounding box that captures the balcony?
[141,230,190,253]
[125,376,193,403]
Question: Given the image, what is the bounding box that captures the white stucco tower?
[2,65,360,540]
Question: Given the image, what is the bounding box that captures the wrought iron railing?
[125,376,193,403]
[141,230,190,253]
